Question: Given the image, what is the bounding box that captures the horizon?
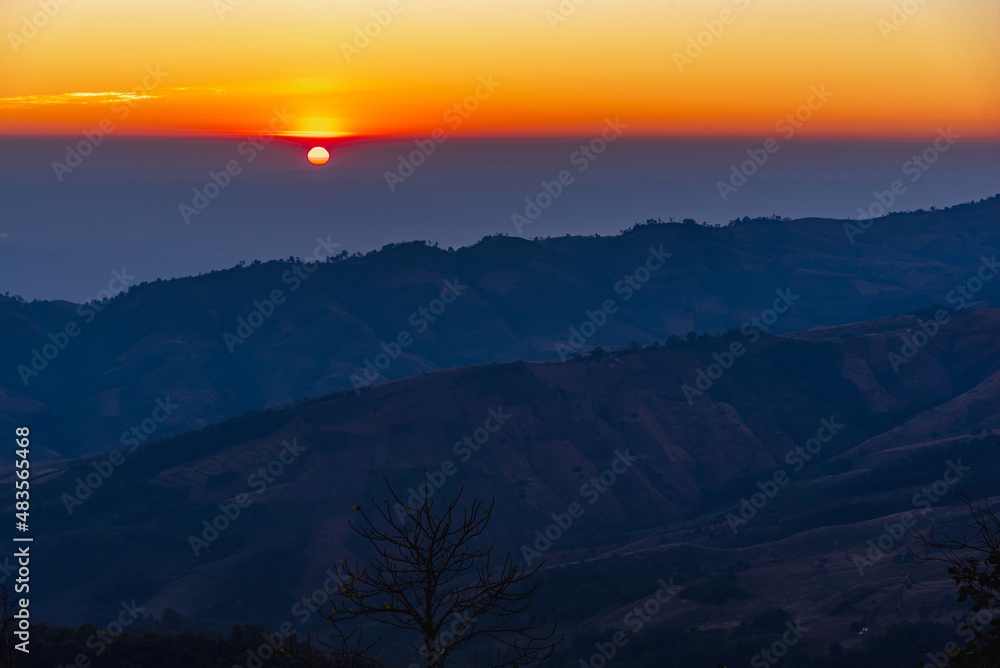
[2,135,998,302]
[5,191,1000,307]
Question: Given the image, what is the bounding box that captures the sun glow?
[0,0,996,138]
[272,130,353,138]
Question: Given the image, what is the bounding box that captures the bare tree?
[315,476,560,668]
[911,488,1000,667]
[0,584,26,668]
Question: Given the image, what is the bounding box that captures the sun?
[307,147,330,166]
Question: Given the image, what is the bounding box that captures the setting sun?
[307,146,330,165]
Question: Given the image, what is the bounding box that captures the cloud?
[0,91,160,108]
[0,87,221,109]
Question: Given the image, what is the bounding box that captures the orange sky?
[1,0,998,138]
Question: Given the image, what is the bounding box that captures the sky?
[1,0,999,139]
[1,0,998,302]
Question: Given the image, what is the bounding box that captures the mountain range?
[22,300,1000,664]
[3,195,999,464]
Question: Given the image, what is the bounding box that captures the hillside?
[22,307,1000,664]
[3,195,1000,462]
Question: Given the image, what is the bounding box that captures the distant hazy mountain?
[3,137,998,304]
[2,195,998,462]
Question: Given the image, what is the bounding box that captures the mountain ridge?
[23,307,1000,645]
[3,195,999,463]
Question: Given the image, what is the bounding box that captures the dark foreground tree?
[284,476,560,668]
[913,488,1000,667]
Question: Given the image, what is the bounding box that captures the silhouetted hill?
[22,307,1000,660]
[2,195,999,462]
